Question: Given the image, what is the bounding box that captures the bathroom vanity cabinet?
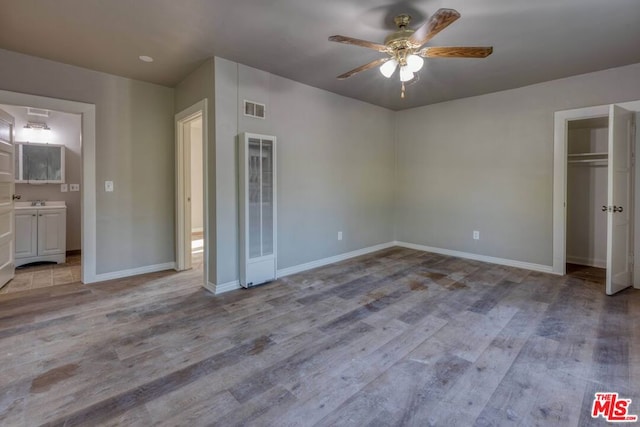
[15,202,66,267]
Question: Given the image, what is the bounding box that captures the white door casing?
[606,104,634,295]
[175,100,208,285]
[0,108,15,289]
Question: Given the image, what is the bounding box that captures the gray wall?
[0,104,82,251]
[215,57,395,285]
[174,58,217,284]
[395,62,640,267]
[0,48,175,274]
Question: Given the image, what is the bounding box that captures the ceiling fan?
[329,8,493,98]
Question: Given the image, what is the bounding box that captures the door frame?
[553,100,640,289]
[0,90,96,283]
[175,100,208,284]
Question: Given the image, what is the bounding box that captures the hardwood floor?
[0,247,638,426]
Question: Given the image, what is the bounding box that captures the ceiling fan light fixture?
[406,54,424,72]
[399,66,414,82]
[379,59,398,78]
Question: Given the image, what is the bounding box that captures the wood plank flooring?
[0,247,638,426]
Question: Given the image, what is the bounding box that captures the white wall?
[395,62,640,267]
[190,118,204,232]
[214,57,395,285]
[0,48,175,275]
[0,104,82,251]
[566,127,608,267]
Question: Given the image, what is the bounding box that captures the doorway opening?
[0,104,82,294]
[188,116,204,271]
[553,102,638,295]
[0,89,96,285]
[565,116,608,284]
[175,100,208,287]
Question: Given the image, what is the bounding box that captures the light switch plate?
[70,184,80,192]
[105,181,114,192]
[60,184,68,192]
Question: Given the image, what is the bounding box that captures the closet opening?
[566,116,609,283]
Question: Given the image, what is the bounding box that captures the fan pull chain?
[401,81,405,99]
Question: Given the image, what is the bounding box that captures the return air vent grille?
[27,107,50,117]
[244,100,265,119]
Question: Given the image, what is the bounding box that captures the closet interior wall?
[566,119,608,268]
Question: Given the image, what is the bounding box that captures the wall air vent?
[26,107,50,118]
[243,100,266,119]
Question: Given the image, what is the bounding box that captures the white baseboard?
[566,255,606,269]
[207,280,241,295]
[205,241,396,295]
[191,227,204,233]
[395,241,555,274]
[204,240,555,295]
[277,242,396,278]
[91,262,176,283]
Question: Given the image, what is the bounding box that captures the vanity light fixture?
[24,121,50,130]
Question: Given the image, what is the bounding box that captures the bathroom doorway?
[175,100,208,288]
[0,103,82,294]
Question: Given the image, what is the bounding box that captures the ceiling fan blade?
[419,46,493,58]
[409,8,461,48]
[337,57,390,80]
[329,35,388,52]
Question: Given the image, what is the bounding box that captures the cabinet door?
[15,210,38,259]
[37,209,66,256]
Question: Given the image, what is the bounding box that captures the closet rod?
[568,159,608,164]
[567,152,608,158]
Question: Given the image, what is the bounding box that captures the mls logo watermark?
[591,392,638,422]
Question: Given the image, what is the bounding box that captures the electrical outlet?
[70,184,80,192]
[105,181,114,192]
[473,230,480,240]
[338,231,343,241]
[60,184,68,192]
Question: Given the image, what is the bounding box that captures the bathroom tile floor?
[0,231,204,296]
[0,254,81,295]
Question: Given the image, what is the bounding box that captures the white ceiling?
[0,0,638,110]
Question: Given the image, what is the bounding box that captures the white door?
[606,104,634,295]
[0,108,15,289]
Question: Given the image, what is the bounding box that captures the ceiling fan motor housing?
[385,15,419,66]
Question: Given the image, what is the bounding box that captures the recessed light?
[139,55,154,63]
